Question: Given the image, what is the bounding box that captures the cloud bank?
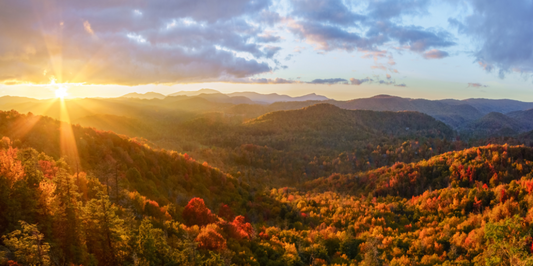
[0,0,531,86]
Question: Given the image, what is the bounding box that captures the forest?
[1,98,533,266]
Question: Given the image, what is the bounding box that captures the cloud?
[258,10,282,26]
[263,46,282,58]
[256,31,282,43]
[450,0,533,77]
[349,76,405,86]
[383,24,455,52]
[0,0,278,85]
[423,49,449,59]
[467,83,488,88]
[291,0,364,26]
[83,21,94,35]
[371,64,387,71]
[287,0,455,58]
[366,0,431,20]
[350,77,373,85]
[287,20,382,52]
[226,77,297,84]
[308,78,349,85]
[362,50,388,61]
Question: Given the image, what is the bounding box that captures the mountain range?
[122,89,329,103]
[1,91,533,138]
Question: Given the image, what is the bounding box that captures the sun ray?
[5,98,59,140]
[58,96,81,168]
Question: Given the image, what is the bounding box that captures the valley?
[1,91,533,265]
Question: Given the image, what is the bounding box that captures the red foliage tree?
[182,197,217,226]
[230,215,253,240]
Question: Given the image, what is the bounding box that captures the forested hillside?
[1,98,533,265]
[1,109,533,265]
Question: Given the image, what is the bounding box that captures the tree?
[134,218,174,265]
[51,169,85,263]
[475,215,533,266]
[83,191,129,265]
[2,221,50,266]
[182,198,217,226]
[195,225,226,251]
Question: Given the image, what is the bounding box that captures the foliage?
[2,221,50,266]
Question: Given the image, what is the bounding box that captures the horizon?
[4,88,533,103]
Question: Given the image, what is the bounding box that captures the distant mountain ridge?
[121,92,166,99]
[227,92,329,104]
[124,89,330,104]
[1,92,533,136]
[442,98,533,114]
[168,88,220,97]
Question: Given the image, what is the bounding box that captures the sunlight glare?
[55,87,68,98]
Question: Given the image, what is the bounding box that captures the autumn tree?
[2,221,51,266]
[182,198,217,226]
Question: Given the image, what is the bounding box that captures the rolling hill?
[460,112,528,137]
[443,98,533,114]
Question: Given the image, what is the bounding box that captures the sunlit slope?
[0,110,249,209]
[0,96,237,122]
[241,103,453,148]
[72,114,157,138]
[306,144,533,197]
[248,103,452,135]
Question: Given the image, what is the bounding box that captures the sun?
[55,87,68,99]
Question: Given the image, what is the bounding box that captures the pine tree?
[50,168,85,264]
[83,190,129,265]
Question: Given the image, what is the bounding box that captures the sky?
[0,0,532,101]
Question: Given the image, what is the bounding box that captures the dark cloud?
[350,76,405,86]
[263,46,282,58]
[423,49,450,59]
[308,78,349,85]
[378,24,455,52]
[291,0,365,26]
[288,21,383,51]
[0,0,278,85]
[288,0,455,58]
[450,0,533,77]
[257,10,282,26]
